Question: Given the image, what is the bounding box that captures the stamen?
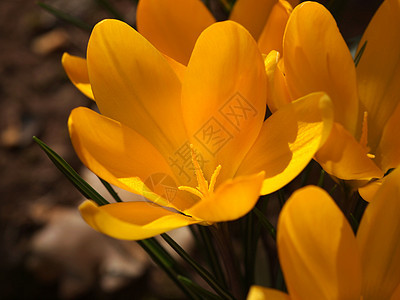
[359,111,376,159]
[178,144,222,201]
[190,144,209,196]
[178,186,204,199]
[209,165,221,193]
[359,111,369,150]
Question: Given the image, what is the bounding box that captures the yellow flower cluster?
[60,0,400,298]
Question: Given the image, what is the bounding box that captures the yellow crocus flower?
[136,0,299,65]
[265,0,400,189]
[62,0,299,100]
[67,19,333,240]
[248,167,400,300]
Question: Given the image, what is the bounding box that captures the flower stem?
[210,223,242,299]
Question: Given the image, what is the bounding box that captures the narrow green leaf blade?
[37,2,92,31]
[33,136,109,206]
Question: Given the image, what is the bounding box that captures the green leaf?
[33,136,109,206]
[98,177,123,202]
[95,0,126,22]
[161,233,235,300]
[197,225,227,289]
[37,2,92,31]
[253,207,276,241]
[137,238,201,300]
[177,276,221,300]
[354,40,367,67]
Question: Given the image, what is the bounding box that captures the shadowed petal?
[257,0,293,55]
[79,200,200,240]
[68,107,196,210]
[358,179,383,202]
[182,21,267,182]
[315,123,384,180]
[236,92,333,195]
[283,2,359,134]
[137,0,215,65]
[61,53,94,100]
[87,19,187,159]
[230,0,277,40]
[247,286,290,300]
[184,172,264,223]
[278,186,362,299]
[357,167,400,299]
[375,102,400,171]
[356,0,400,151]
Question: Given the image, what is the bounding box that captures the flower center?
[359,111,375,159]
[178,144,221,200]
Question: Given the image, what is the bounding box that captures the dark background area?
[0,0,384,299]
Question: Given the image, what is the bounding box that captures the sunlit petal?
[264,51,292,113]
[237,92,333,195]
[283,2,359,134]
[61,53,94,100]
[137,0,215,65]
[315,123,384,180]
[356,0,400,151]
[247,286,290,300]
[87,19,187,159]
[357,167,400,299]
[257,0,293,55]
[184,172,264,223]
[68,107,196,210]
[79,200,200,240]
[182,21,267,182]
[278,186,362,299]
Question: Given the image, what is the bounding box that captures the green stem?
[253,207,276,241]
[161,233,234,300]
[177,276,221,300]
[317,169,326,187]
[244,211,260,292]
[198,225,227,288]
[137,239,200,300]
[211,224,242,299]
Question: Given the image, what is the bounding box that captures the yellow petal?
[182,21,267,182]
[357,167,400,299]
[236,92,334,195]
[79,200,200,240]
[136,0,215,65]
[358,179,383,202]
[391,284,400,300]
[184,172,264,223]
[257,0,293,55]
[247,286,290,300]
[68,107,196,210]
[87,19,187,159]
[315,122,384,180]
[162,53,186,83]
[283,2,359,134]
[61,53,94,100]
[264,51,292,113]
[230,0,276,40]
[278,186,362,300]
[375,102,400,171]
[356,0,400,151]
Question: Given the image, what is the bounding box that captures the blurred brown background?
[0,0,383,299]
